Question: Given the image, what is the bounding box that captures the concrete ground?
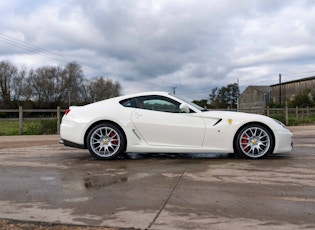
[0,126,314,229]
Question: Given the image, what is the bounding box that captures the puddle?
[84,176,128,189]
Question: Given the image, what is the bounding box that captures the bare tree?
[0,60,122,108]
[27,62,85,105]
[11,67,28,101]
[87,77,121,102]
[0,61,18,103]
[62,62,85,104]
[28,66,63,103]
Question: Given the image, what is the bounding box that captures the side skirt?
[60,139,86,149]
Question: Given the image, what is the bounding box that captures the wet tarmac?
[0,126,315,229]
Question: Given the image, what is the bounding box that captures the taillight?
[65,109,71,115]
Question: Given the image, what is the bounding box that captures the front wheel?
[86,123,126,160]
[234,124,274,159]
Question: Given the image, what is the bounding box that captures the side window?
[138,96,180,113]
[120,95,190,113]
[120,98,137,108]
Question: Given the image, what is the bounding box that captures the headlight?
[273,119,288,129]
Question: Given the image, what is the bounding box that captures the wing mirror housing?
[179,103,190,113]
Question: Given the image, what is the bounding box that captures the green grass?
[270,115,315,126]
[0,120,20,135]
[0,119,57,135]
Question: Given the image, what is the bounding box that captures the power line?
[0,33,108,77]
[277,70,315,77]
[177,90,210,95]
[0,34,68,62]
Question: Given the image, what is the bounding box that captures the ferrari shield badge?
[228,119,232,124]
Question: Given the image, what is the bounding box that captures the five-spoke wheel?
[235,124,274,159]
[86,123,126,160]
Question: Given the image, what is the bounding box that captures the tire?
[86,123,126,160]
[234,124,274,159]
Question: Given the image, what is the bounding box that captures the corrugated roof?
[271,76,315,86]
[250,86,270,93]
[242,86,270,94]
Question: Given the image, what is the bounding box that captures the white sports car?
[60,91,293,160]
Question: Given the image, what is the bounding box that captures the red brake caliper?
[109,131,118,145]
[241,134,249,152]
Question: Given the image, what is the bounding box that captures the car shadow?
[68,151,293,161]
[121,152,236,160]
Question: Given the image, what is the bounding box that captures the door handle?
[134,112,142,119]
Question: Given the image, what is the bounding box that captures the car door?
[130,95,206,147]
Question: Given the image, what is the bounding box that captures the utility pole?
[279,74,282,106]
[237,78,239,109]
[172,87,177,95]
[68,91,71,107]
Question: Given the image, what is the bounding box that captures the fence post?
[296,106,298,123]
[57,106,60,135]
[285,105,289,126]
[267,106,270,117]
[19,106,23,135]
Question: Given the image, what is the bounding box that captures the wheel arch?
[84,120,127,150]
[233,122,275,154]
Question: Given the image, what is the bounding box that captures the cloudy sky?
[1,0,315,100]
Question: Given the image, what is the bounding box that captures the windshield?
[172,94,208,112]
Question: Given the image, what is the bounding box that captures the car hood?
[200,110,262,119]
[198,110,289,131]
[199,110,276,125]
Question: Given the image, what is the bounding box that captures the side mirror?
[179,103,190,113]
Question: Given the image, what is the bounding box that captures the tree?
[225,83,239,108]
[27,62,86,105]
[0,60,122,108]
[11,67,28,101]
[288,89,314,108]
[62,62,85,104]
[209,83,239,108]
[28,66,64,103]
[193,99,209,108]
[0,61,18,104]
[86,77,121,103]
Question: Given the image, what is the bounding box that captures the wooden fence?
[0,106,63,135]
[231,106,315,125]
[0,106,315,135]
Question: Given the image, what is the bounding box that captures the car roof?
[115,91,172,101]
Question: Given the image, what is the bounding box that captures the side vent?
[132,129,142,140]
[213,119,222,126]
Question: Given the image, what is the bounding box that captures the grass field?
[0,120,57,135]
[0,120,19,135]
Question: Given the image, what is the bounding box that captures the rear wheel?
[86,123,126,160]
[234,124,274,159]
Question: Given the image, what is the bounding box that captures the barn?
[239,76,315,109]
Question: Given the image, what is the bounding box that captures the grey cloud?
[1,0,315,99]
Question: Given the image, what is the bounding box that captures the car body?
[60,91,293,160]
